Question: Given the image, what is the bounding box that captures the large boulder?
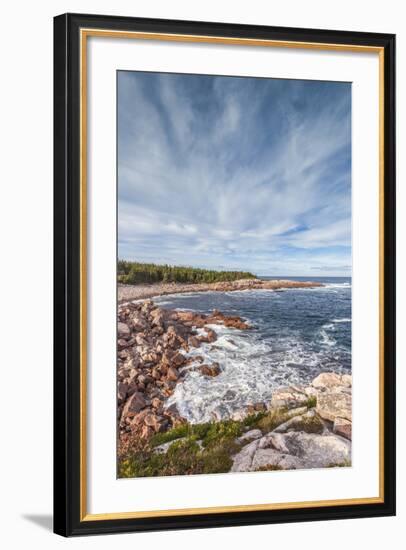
[333,417,352,440]
[312,372,342,389]
[232,430,351,472]
[198,329,217,343]
[167,367,179,381]
[268,431,350,468]
[251,449,304,471]
[188,335,201,348]
[272,409,326,435]
[231,440,259,472]
[209,311,249,330]
[199,363,221,377]
[144,413,163,432]
[121,391,147,420]
[171,351,187,367]
[175,311,195,323]
[316,390,352,422]
[307,372,353,430]
[270,386,309,409]
[236,429,262,445]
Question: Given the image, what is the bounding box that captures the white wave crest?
[319,329,336,347]
[166,327,347,424]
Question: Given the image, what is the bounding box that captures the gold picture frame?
[54,13,396,536]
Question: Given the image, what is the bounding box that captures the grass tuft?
[305,395,317,408]
[149,424,190,447]
[242,411,266,427]
[254,409,291,432]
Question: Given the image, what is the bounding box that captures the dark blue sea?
[154,277,351,423]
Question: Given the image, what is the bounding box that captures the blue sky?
[118,71,351,276]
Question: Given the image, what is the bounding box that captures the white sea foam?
[319,329,336,347]
[298,283,351,292]
[156,291,218,301]
[159,284,351,423]
[222,289,276,299]
[166,326,346,423]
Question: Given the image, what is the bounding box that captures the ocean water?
[154,277,351,423]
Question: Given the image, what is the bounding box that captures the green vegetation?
[118,402,322,478]
[118,260,256,285]
[241,402,321,434]
[149,423,191,446]
[254,410,286,432]
[305,395,317,408]
[119,419,243,478]
[279,413,325,434]
[119,439,207,478]
[241,411,267,427]
[149,419,243,449]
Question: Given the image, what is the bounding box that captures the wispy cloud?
[118,71,351,276]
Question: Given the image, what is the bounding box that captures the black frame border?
[54,12,396,537]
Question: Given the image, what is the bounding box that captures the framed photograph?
[54,13,396,536]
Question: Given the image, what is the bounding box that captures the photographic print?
[54,15,395,535]
[116,71,352,478]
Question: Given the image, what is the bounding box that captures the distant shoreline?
[118,278,323,303]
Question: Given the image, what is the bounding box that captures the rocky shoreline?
[117,298,352,475]
[118,277,323,303]
[117,299,250,455]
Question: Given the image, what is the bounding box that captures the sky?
[118,71,351,277]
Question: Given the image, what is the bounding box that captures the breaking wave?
[155,278,351,423]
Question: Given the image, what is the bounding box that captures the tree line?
[118,260,256,285]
